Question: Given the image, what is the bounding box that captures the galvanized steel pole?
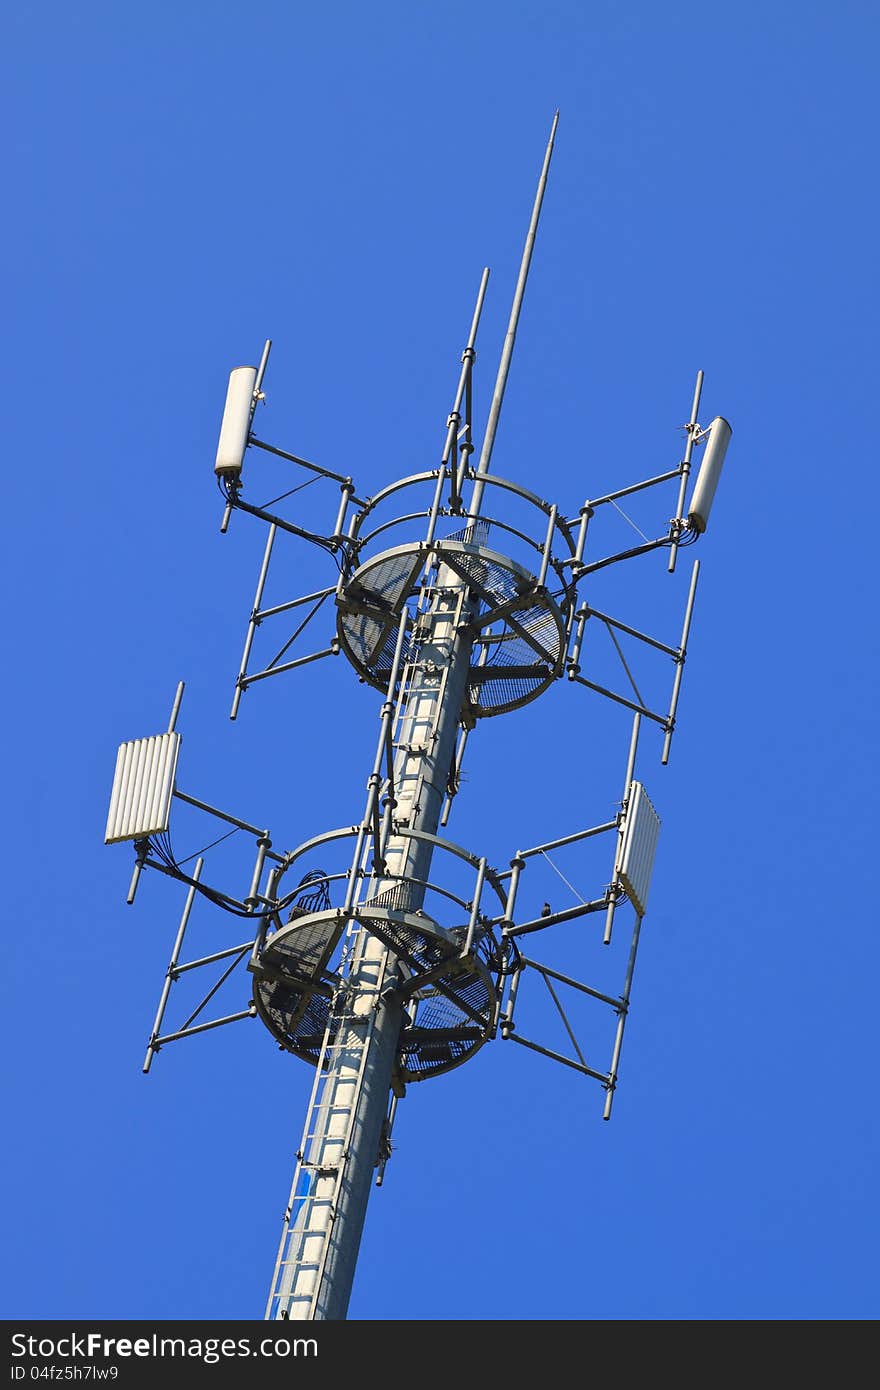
[279,572,480,1320]
[274,116,560,1322]
[470,111,558,517]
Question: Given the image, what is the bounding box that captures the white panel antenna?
[104,731,181,844]
[214,366,258,477]
[687,415,732,534]
[619,781,661,916]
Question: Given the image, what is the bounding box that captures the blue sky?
[3,2,878,1322]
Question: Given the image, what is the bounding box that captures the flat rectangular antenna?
[105,731,181,844]
[618,781,661,916]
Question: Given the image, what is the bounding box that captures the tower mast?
[266,115,559,1322]
[106,111,732,1325]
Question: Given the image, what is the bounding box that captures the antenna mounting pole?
[470,111,559,518]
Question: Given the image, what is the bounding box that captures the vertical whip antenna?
[471,110,559,516]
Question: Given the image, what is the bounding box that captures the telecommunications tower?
[105,114,732,1320]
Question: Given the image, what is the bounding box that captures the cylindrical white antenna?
[687,416,732,534]
[215,366,258,477]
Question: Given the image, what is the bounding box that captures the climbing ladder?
[266,557,473,1320]
[265,924,393,1320]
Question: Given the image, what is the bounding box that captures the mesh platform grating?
[338,551,421,670]
[337,540,565,717]
[252,905,498,1080]
[258,980,334,1066]
[357,905,497,1081]
[252,913,341,1065]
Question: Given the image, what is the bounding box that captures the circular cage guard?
[252,904,498,1082]
[336,539,566,718]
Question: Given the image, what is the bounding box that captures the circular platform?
[336,539,566,718]
[252,908,341,1067]
[251,904,498,1081]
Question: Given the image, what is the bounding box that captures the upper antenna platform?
[337,519,570,718]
